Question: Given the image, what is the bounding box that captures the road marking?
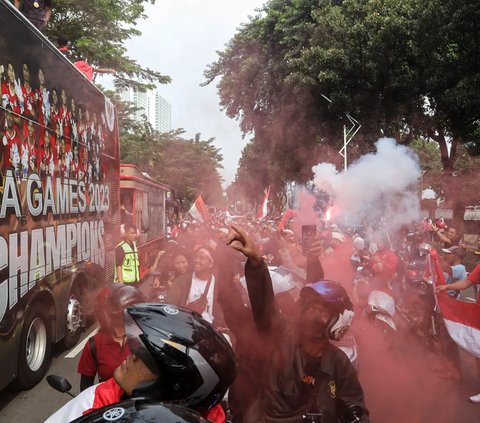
[64,325,99,358]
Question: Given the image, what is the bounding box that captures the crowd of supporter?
[139,211,480,410]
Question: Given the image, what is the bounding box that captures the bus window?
[141,191,150,233]
[120,190,134,225]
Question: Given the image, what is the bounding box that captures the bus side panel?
[0,0,120,389]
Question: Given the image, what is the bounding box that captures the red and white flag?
[277,208,298,231]
[256,186,271,219]
[188,195,211,223]
[430,249,480,358]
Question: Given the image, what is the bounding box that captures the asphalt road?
[0,325,98,423]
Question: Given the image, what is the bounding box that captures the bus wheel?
[17,303,52,389]
[59,288,84,350]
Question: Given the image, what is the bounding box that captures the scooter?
[364,289,398,334]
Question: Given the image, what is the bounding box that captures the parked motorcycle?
[364,289,397,334]
[395,245,442,350]
[351,258,372,310]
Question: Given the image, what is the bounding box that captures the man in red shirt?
[74,58,116,82]
[77,284,145,391]
[369,240,400,292]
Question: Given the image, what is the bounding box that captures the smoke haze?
[312,138,421,232]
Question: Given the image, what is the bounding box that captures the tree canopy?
[113,93,224,206]
[45,0,170,90]
[205,0,480,200]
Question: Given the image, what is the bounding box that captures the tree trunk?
[427,127,455,175]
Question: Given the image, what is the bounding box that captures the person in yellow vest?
[115,223,140,287]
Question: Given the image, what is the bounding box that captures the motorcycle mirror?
[340,404,363,423]
[46,375,75,398]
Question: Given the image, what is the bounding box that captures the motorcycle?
[364,289,397,334]
[351,256,372,310]
[47,375,234,423]
[47,376,215,423]
[350,253,400,349]
[395,245,443,350]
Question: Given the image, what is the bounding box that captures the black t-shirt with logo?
[21,0,52,24]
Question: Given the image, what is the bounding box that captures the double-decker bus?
[0,1,120,390]
[120,164,175,277]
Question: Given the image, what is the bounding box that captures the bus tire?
[17,303,52,390]
[58,287,84,350]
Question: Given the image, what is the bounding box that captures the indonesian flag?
[256,186,271,219]
[188,195,211,223]
[277,208,298,231]
[430,249,480,358]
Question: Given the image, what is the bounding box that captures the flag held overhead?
[257,186,271,219]
[188,195,211,223]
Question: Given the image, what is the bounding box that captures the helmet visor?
[124,309,160,375]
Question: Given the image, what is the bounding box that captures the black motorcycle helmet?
[300,281,354,341]
[108,284,146,314]
[70,398,208,422]
[124,304,236,410]
[96,284,145,330]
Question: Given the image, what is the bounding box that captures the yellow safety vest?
[115,241,140,283]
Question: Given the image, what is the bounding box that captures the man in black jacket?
[227,226,369,423]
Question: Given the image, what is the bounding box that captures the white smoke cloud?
[312,138,421,233]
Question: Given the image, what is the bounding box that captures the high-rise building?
[120,87,172,132]
[150,91,172,133]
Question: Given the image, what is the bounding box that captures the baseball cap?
[441,246,466,258]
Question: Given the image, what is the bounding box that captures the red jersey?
[1,80,21,115]
[371,248,399,279]
[2,127,21,172]
[21,84,35,117]
[34,86,50,127]
[74,60,94,81]
[38,144,55,177]
[59,105,71,141]
[26,140,37,172]
[71,157,82,179]
[77,331,131,383]
[50,105,60,134]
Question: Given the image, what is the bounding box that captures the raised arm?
[227,226,279,335]
[437,277,472,293]
[306,237,325,284]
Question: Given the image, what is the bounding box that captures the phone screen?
[302,225,317,255]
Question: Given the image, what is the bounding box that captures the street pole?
[320,94,361,171]
[339,113,361,171]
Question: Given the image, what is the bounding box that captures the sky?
[109,0,268,186]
